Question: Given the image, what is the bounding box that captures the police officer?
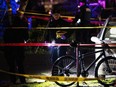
[72,0,91,55]
[73,0,91,44]
[46,10,73,64]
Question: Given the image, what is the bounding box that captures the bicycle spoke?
[95,56,116,86]
[52,55,76,86]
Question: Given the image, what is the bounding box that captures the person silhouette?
[72,0,91,54]
[45,10,73,64]
[3,11,29,84]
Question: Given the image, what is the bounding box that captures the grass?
[1,80,103,87]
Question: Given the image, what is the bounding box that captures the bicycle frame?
[77,46,107,76]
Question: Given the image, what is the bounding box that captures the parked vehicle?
[92,15,116,58]
[91,15,116,86]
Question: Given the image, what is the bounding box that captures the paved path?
[0,51,105,87]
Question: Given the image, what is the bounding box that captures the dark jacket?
[46,17,73,43]
[73,5,91,26]
[3,13,29,43]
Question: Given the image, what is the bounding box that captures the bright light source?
[77,19,81,24]
[48,40,55,47]
[15,0,19,3]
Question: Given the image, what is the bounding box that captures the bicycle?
[51,36,116,87]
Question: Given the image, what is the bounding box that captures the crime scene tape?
[1,10,110,21]
[0,69,98,82]
[0,43,116,47]
[4,26,116,29]
[0,10,104,20]
[0,43,69,47]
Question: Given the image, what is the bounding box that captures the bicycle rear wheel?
[52,55,76,86]
[95,56,116,86]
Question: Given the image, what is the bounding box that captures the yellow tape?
[17,11,108,21]
[5,26,116,29]
[0,69,98,82]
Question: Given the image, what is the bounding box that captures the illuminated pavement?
[0,50,104,87]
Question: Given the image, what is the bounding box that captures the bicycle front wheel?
[95,56,116,86]
[52,55,77,86]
